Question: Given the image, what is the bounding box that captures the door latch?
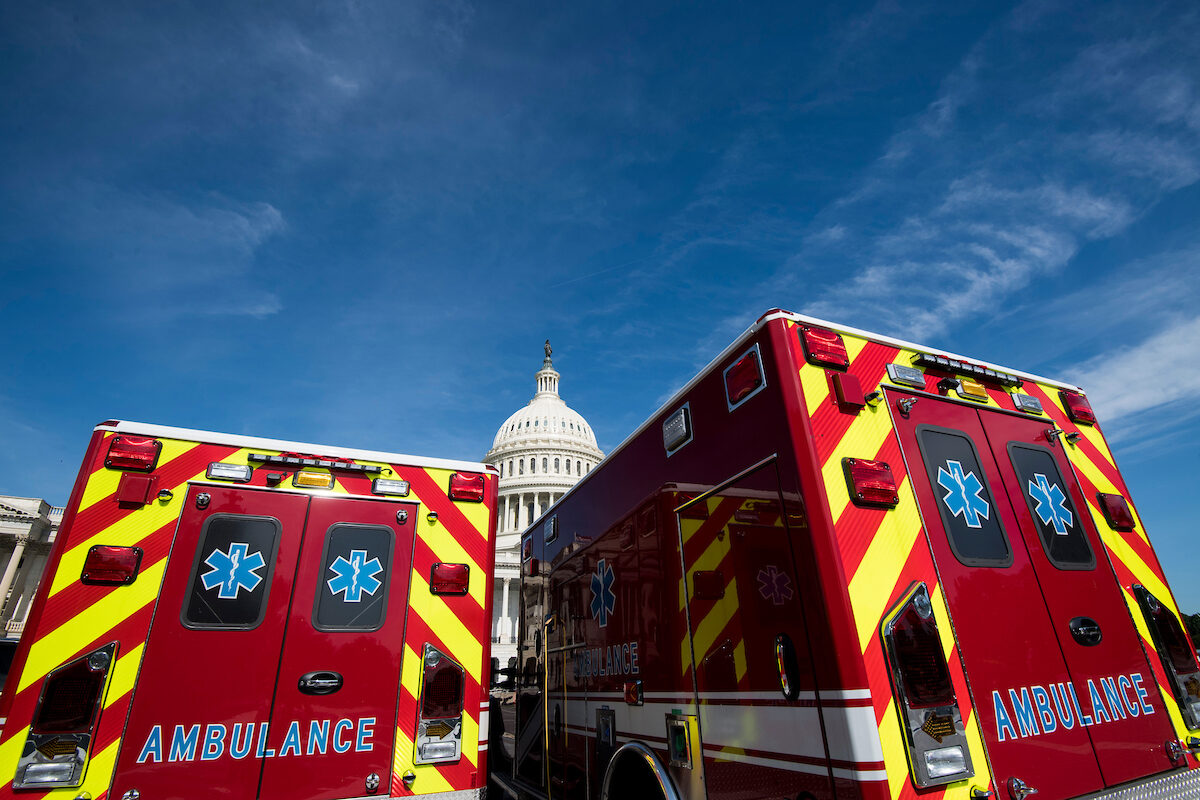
[298,671,343,695]
[195,492,210,509]
[1008,776,1038,800]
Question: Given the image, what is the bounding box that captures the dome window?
[566,461,571,475]
[554,458,560,473]
[542,458,548,472]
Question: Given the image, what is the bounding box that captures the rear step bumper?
[1079,767,1200,800]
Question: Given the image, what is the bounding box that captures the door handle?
[1068,617,1103,646]
[299,670,343,695]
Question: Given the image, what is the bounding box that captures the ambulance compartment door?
[977,409,1176,785]
[888,389,1106,800]
[257,495,416,800]
[676,461,833,800]
[110,485,310,800]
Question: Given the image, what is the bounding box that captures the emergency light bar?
[910,353,1021,388]
[247,453,382,473]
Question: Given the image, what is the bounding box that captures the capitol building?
[484,342,604,664]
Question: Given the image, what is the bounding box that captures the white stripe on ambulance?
[136,717,376,763]
[992,673,1154,742]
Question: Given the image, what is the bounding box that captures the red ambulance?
[491,309,1200,800]
[0,421,497,800]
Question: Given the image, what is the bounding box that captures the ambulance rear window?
[916,427,1013,568]
[182,514,280,629]
[313,524,394,631]
[1008,444,1094,570]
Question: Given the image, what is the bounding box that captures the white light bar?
[206,463,252,482]
[372,478,410,497]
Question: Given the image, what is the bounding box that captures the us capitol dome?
[484,341,604,663]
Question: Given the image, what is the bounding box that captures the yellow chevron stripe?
[848,484,921,651]
[460,708,479,768]
[820,404,894,520]
[877,697,910,800]
[800,362,830,418]
[412,468,494,544]
[407,571,483,685]
[733,639,747,682]
[678,530,733,612]
[411,517,486,610]
[50,489,189,597]
[1073,422,1119,475]
[684,577,741,674]
[106,642,144,708]
[392,727,456,794]
[930,583,954,659]
[20,560,165,693]
[77,437,198,513]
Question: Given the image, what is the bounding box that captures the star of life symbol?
[936,460,990,529]
[1028,473,1073,536]
[756,565,794,606]
[590,558,616,628]
[327,549,383,603]
[201,542,266,600]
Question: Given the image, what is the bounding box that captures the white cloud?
[1064,315,1200,426]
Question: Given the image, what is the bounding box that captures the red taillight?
[891,602,955,708]
[422,651,465,719]
[32,645,114,735]
[430,563,469,595]
[1146,596,1199,674]
[81,545,144,586]
[724,348,764,408]
[448,472,485,502]
[624,680,643,706]
[800,326,850,369]
[104,436,161,472]
[1059,390,1096,425]
[1098,493,1136,531]
[843,458,899,507]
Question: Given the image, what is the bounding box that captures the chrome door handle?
[298,671,343,695]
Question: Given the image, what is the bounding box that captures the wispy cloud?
[763,4,1200,343]
[1064,315,1200,440]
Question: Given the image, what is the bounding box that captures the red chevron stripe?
[69,443,238,548]
[395,467,490,568]
[811,344,900,464]
[411,537,484,619]
[0,604,156,748]
[37,520,177,633]
[1022,384,1127,491]
[833,433,904,580]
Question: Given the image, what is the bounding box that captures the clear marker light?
[924,745,968,778]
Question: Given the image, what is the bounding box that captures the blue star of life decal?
[936,460,990,529]
[201,542,266,599]
[590,558,616,628]
[327,549,384,603]
[1028,473,1073,536]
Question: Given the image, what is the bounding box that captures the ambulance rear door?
[889,389,1177,800]
[110,484,416,800]
[978,404,1176,785]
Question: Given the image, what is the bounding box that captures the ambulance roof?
[96,420,497,474]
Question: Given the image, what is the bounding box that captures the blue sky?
[2,1,1198,608]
